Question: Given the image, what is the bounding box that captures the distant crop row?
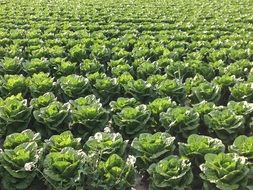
[0,0,253,189]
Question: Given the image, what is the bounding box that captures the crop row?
[0,129,253,190]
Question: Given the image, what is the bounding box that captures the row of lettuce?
[1,68,253,105]
[0,129,253,190]
[1,93,253,143]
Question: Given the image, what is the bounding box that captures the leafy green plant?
[70,95,109,138]
[204,108,245,143]
[147,155,193,190]
[123,79,155,102]
[148,97,176,129]
[33,101,70,137]
[84,132,128,160]
[69,44,87,62]
[0,57,23,74]
[147,74,167,86]
[179,134,225,164]
[0,94,32,137]
[112,105,150,138]
[23,58,49,75]
[58,74,90,101]
[131,132,175,170]
[44,131,81,153]
[80,59,103,75]
[84,154,135,190]
[0,74,27,97]
[136,61,159,79]
[30,92,57,110]
[160,106,199,138]
[190,81,221,104]
[43,147,86,190]
[200,153,250,190]
[230,82,253,102]
[229,135,253,161]
[157,79,185,104]
[3,129,41,149]
[27,72,55,97]
[0,142,43,190]
[50,57,76,77]
[109,97,140,114]
[92,76,120,104]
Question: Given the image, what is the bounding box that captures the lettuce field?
[1,0,253,189]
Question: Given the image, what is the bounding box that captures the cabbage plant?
[229,135,253,161]
[33,101,70,137]
[230,82,253,102]
[204,108,245,143]
[123,79,155,102]
[70,95,109,138]
[30,92,57,110]
[23,58,49,75]
[58,74,90,101]
[200,153,250,190]
[0,57,23,74]
[92,76,120,104]
[179,134,225,164]
[157,79,185,104]
[43,147,86,190]
[109,97,140,114]
[148,97,176,128]
[148,155,193,190]
[190,81,221,104]
[80,59,103,75]
[112,105,150,138]
[84,132,128,160]
[45,131,81,153]
[85,154,135,190]
[0,142,43,190]
[27,72,55,97]
[0,94,32,137]
[3,129,41,149]
[0,74,27,97]
[131,132,175,170]
[160,106,199,138]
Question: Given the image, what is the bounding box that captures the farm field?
[1,0,253,189]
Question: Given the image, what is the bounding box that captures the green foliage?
[131,132,175,169]
[148,156,193,190]
[84,132,128,160]
[23,58,49,75]
[157,79,186,103]
[43,147,85,190]
[84,154,135,190]
[200,153,250,190]
[0,142,43,190]
[112,105,151,138]
[109,97,140,114]
[45,131,81,153]
[27,72,54,97]
[0,74,27,97]
[204,108,245,143]
[160,106,199,138]
[58,74,90,100]
[3,129,41,150]
[80,59,103,75]
[30,92,57,110]
[179,134,225,164]
[0,94,32,137]
[70,95,109,138]
[33,101,70,136]
[0,57,23,74]
[229,135,253,161]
